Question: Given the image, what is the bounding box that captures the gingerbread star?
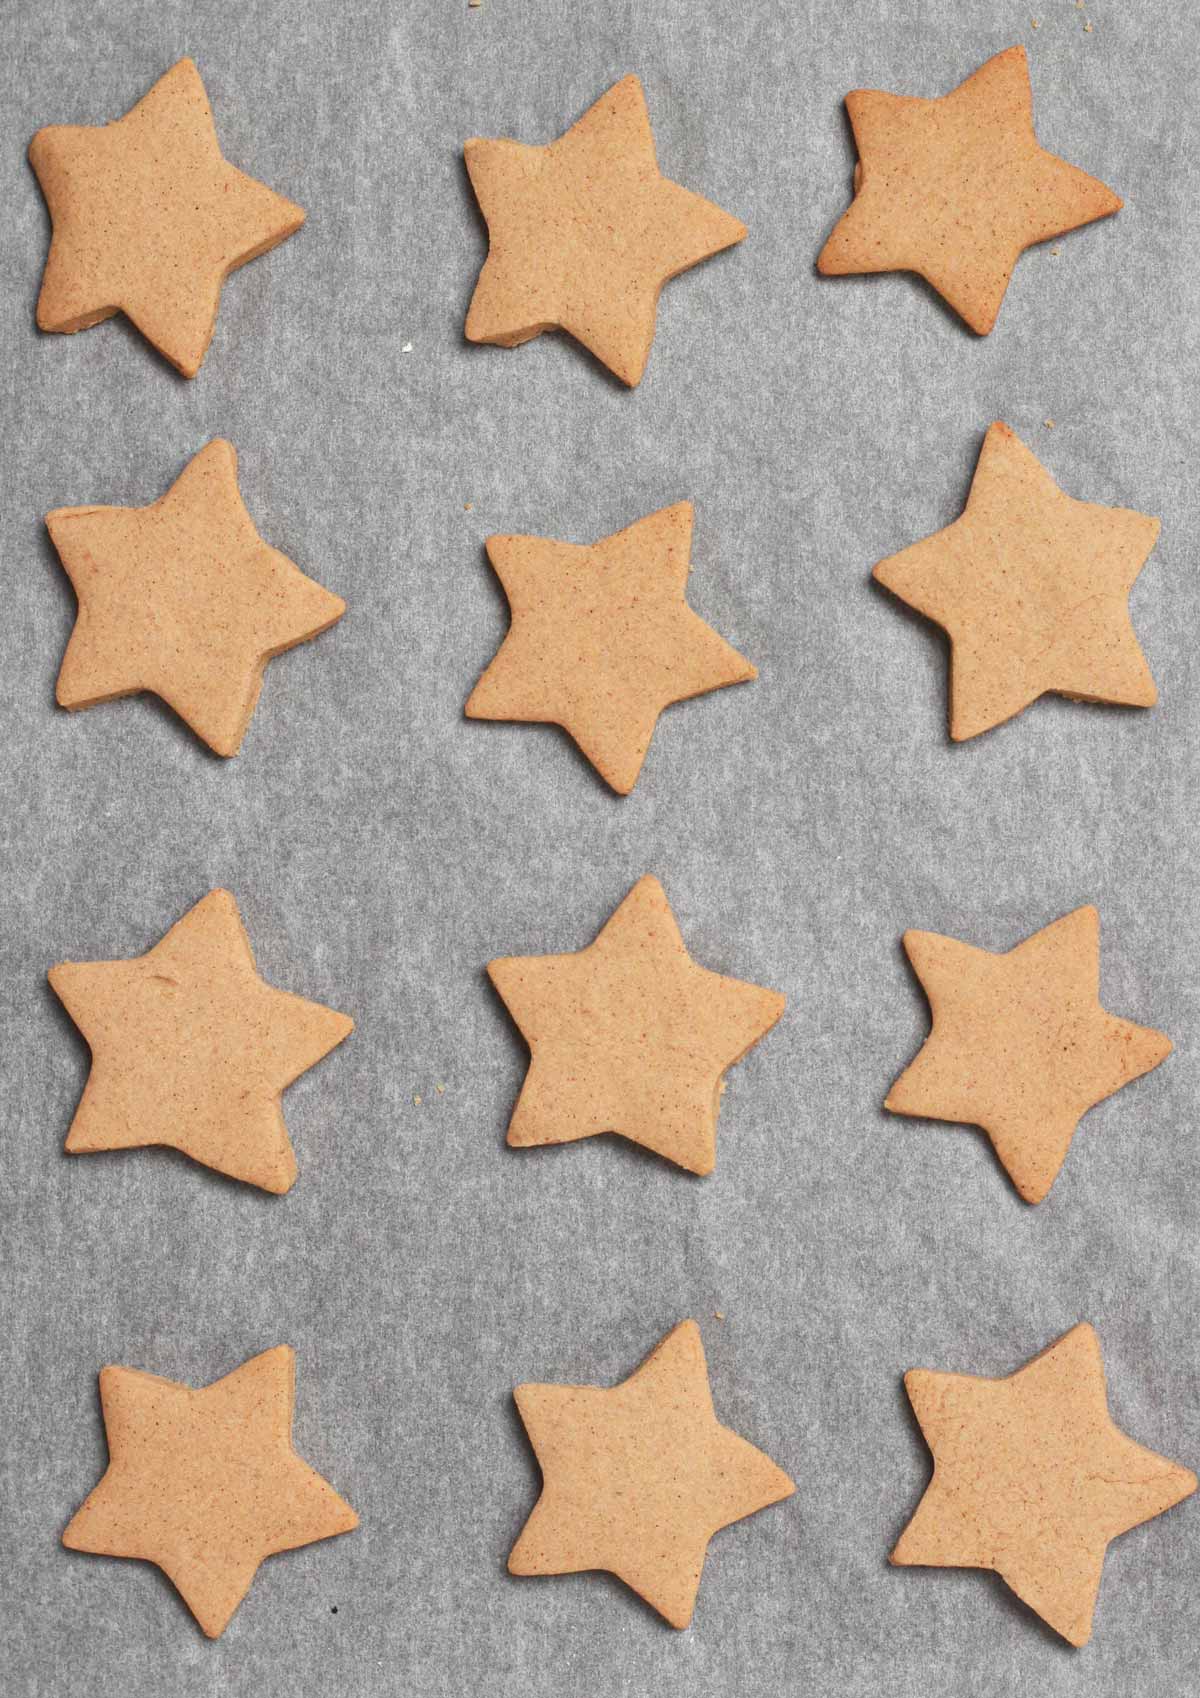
[510,1320,794,1626]
[817,46,1121,333]
[886,906,1171,1203]
[48,439,345,757]
[64,1346,358,1637]
[464,74,746,385]
[874,422,1160,740]
[488,875,783,1175]
[30,58,305,376]
[49,889,353,1193]
[892,1324,1195,1645]
[466,503,756,793]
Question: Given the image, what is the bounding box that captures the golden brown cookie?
[510,1319,794,1627]
[817,46,1120,334]
[29,58,305,376]
[64,1346,358,1638]
[886,906,1171,1203]
[488,874,784,1175]
[892,1323,1196,1645]
[465,502,756,793]
[874,422,1160,740]
[48,439,345,757]
[464,74,746,385]
[49,889,353,1193]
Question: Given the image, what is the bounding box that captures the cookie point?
[1014,1167,1055,1205]
[611,71,646,100]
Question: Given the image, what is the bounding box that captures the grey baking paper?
[3,0,1200,1694]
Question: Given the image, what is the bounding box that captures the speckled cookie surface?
[49,889,353,1193]
[63,1346,358,1638]
[818,46,1121,334]
[892,1324,1195,1646]
[509,1320,794,1627]
[464,74,746,385]
[465,502,756,793]
[874,422,1160,740]
[47,439,345,757]
[29,58,305,376]
[488,874,784,1175]
[885,905,1171,1203]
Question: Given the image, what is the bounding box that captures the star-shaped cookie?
[30,58,305,376]
[64,1346,358,1637]
[464,74,746,385]
[49,889,353,1193]
[817,46,1121,333]
[510,1320,794,1626]
[488,875,783,1174]
[874,422,1160,740]
[886,906,1171,1203]
[466,503,756,793]
[892,1324,1195,1645]
[48,439,345,757]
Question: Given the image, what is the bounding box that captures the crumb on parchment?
[436,1083,445,1094]
[1044,419,1055,429]
[414,1094,422,1106]
[714,1311,725,1321]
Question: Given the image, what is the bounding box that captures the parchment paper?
[3,1,1200,1694]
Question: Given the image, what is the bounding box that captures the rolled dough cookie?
[510,1319,794,1627]
[49,889,353,1193]
[874,422,1160,740]
[886,905,1171,1203]
[47,439,345,757]
[464,74,746,386]
[64,1346,358,1638]
[488,874,784,1175]
[892,1323,1196,1645]
[465,502,756,794]
[29,58,305,376]
[817,46,1120,334]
